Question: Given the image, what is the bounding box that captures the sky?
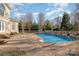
[9,3,77,22]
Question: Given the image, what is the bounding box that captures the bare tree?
[38,12,45,32]
[20,16,26,33]
[55,17,62,29]
[20,12,33,33]
[26,13,33,32]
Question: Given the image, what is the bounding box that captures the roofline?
[3,3,11,10]
[9,18,19,23]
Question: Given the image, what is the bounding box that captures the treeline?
[19,11,79,33]
[19,3,79,33]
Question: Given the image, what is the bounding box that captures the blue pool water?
[36,33,74,44]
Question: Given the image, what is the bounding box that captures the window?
[0,20,5,32]
[2,21,5,31]
[12,24,15,30]
[0,21,1,31]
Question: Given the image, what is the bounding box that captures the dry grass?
[0,48,27,56]
[0,42,79,56]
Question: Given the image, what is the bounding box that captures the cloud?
[46,10,54,16]
[15,3,25,6]
[33,12,39,16]
[46,8,64,17]
[9,4,15,9]
[45,8,50,12]
[13,8,19,12]
[53,3,68,8]
[9,3,32,9]
[32,12,39,22]
[59,14,63,17]
[46,4,70,20]
[65,10,71,14]
[15,12,25,19]
[9,3,25,10]
[9,3,25,19]
[46,3,69,17]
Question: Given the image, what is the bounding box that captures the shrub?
[10,32,17,35]
[0,34,10,39]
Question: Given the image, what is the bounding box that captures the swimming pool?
[36,33,74,44]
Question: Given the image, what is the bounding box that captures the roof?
[3,3,11,9]
[0,15,18,23]
[9,18,18,23]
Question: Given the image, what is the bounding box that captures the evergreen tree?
[45,20,53,30]
[60,12,73,31]
[31,21,39,30]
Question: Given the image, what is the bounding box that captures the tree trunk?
[22,28,24,33]
[28,28,31,32]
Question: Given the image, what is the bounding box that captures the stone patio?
[0,33,79,56]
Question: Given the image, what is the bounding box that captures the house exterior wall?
[0,16,19,34]
[10,21,19,33]
[0,3,19,35]
[0,16,11,34]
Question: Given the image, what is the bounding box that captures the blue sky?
[10,3,77,22]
